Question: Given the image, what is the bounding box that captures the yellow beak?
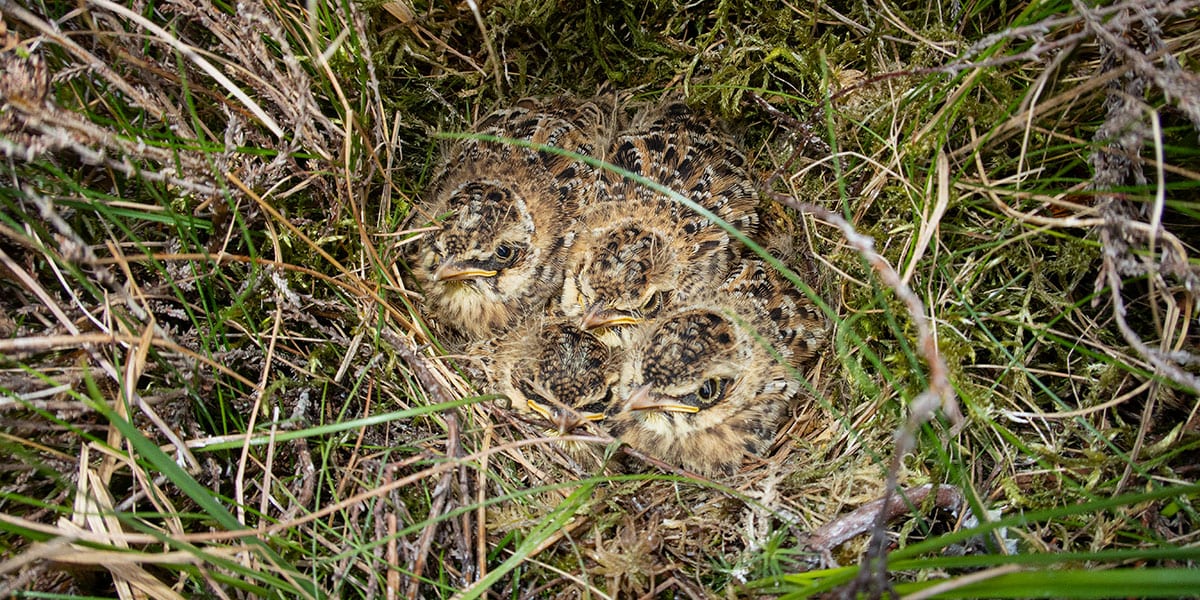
[625,384,699,414]
[433,261,497,282]
[528,398,607,435]
[526,398,554,421]
[580,304,641,331]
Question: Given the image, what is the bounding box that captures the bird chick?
[608,258,827,476]
[559,199,729,347]
[558,101,758,346]
[412,98,609,338]
[490,317,621,440]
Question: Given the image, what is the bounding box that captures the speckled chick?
[558,102,759,347]
[412,98,609,338]
[490,317,621,437]
[607,258,827,476]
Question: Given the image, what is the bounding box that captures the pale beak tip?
[433,261,496,282]
[625,384,655,411]
[580,304,639,331]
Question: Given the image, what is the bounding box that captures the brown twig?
[1085,0,1200,397]
[1100,243,1200,394]
[747,92,831,188]
[382,329,466,597]
[761,194,963,599]
[806,484,966,556]
[407,469,454,599]
[765,199,964,432]
[384,330,458,409]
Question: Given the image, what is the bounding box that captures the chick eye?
[696,377,728,406]
[494,243,520,265]
[641,291,665,315]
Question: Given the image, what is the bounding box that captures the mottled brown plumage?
[0,50,50,148]
[411,95,832,477]
[559,102,758,346]
[412,98,610,338]
[490,317,620,436]
[607,258,827,476]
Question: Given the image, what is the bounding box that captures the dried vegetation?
[1,0,1198,597]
